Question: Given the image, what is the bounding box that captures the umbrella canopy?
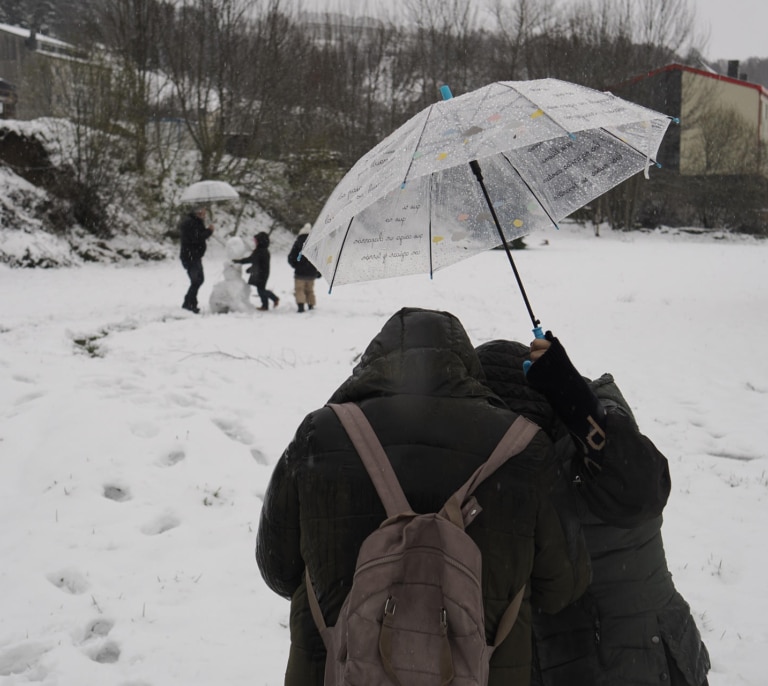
[303,79,671,296]
[179,180,239,204]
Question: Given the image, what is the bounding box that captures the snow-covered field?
[0,224,766,685]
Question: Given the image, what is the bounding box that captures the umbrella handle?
[523,327,546,375]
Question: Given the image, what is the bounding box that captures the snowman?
[209,236,256,314]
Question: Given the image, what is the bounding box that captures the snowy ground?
[0,223,766,685]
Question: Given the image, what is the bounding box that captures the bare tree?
[89,0,165,173]
[689,106,766,175]
[402,0,484,105]
[487,0,557,80]
[158,0,259,179]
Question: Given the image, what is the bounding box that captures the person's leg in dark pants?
[256,286,269,310]
[183,260,204,312]
[256,286,278,310]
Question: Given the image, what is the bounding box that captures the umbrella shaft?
[469,161,540,330]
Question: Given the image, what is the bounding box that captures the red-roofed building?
[610,63,768,177]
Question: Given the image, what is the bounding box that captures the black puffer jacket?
[178,211,212,266]
[475,340,710,686]
[257,309,590,686]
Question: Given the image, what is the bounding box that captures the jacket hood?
[255,231,270,248]
[328,307,503,405]
[475,339,557,433]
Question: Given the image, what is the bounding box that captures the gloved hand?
[525,334,607,469]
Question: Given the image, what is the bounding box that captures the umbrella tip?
[439,84,453,100]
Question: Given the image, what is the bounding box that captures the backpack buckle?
[384,596,397,616]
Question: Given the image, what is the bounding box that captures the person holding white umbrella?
[179,205,215,313]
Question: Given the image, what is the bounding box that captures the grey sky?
[696,0,767,61]
[300,0,767,61]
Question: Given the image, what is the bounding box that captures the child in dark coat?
[234,232,279,310]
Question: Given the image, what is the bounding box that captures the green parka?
[256,308,590,686]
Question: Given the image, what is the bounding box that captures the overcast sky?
[299,0,767,62]
[697,0,767,61]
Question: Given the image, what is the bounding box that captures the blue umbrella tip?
[439,85,453,100]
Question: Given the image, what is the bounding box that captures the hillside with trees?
[1,0,766,267]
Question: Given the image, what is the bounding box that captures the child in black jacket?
[234,232,279,310]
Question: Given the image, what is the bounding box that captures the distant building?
[297,11,385,44]
[0,22,86,119]
[611,62,768,177]
[0,76,16,118]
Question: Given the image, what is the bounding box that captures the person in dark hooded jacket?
[256,308,590,686]
[475,335,710,686]
[178,206,214,313]
[234,231,279,310]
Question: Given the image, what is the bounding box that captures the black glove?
[526,335,607,470]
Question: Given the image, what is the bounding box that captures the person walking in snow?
[287,224,321,313]
[179,205,215,314]
[256,307,590,686]
[475,335,711,686]
[234,231,279,311]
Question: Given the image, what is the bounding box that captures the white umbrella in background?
[179,179,240,232]
[179,180,239,204]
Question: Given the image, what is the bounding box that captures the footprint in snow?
[103,483,131,502]
[88,640,121,664]
[250,447,268,465]
[82,618,114,642]
[140,513,181,535]
[0,641,52,677]
[212,417,254,444]
[46,568,90,594]
[156,449,185,467]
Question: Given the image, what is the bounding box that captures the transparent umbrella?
[302,78,673,332]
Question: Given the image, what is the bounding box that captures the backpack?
[305,402,540,686]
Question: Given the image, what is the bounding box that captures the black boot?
[297,303,305,313]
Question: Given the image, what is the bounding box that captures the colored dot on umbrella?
[530,109,544,119]
[514,219,524,227]
[457,213,470,221]
[487,113,502,123]
[432,236,444,244]
[326,255,333,264]
[437,152,449,160]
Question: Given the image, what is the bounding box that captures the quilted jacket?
[475,339,710,686]
[257,308,590,686]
